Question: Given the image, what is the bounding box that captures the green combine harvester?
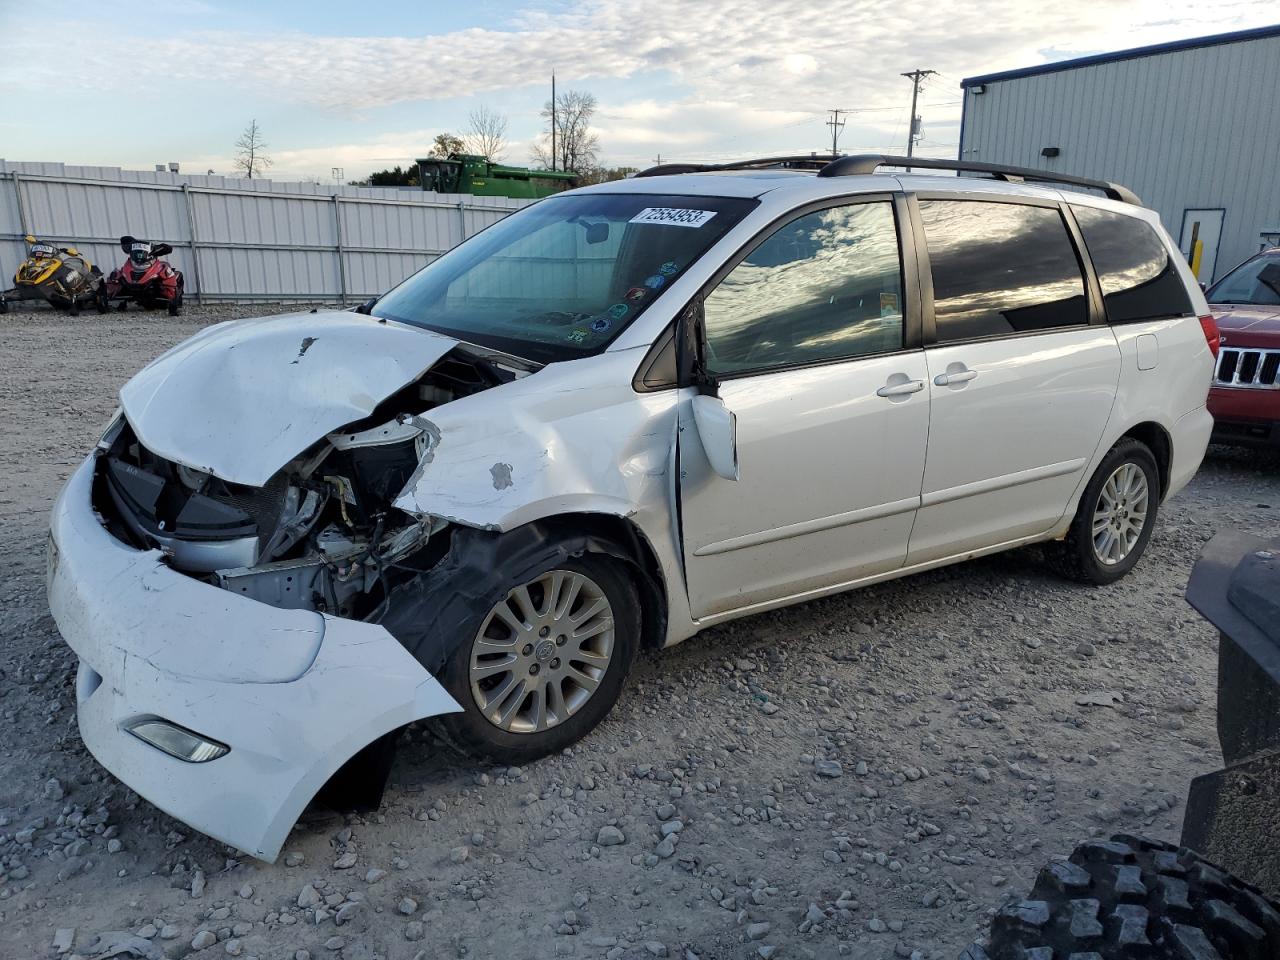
[415,154,578,199]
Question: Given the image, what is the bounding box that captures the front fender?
[393,352,676,534]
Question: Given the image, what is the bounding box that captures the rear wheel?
[94,286,109,314]
[435,549,639,765]
[1047,437,1160,584]
[967,834,1280,960]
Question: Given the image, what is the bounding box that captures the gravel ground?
[1,304,1277,960]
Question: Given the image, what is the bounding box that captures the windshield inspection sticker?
[644,274,665,290]
[607,303,629,321]
[658,261,678,276]
[590,316,611,333]
[629,207,717,228]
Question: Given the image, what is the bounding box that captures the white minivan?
[49,155,1216,859]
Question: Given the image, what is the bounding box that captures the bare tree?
[234,120,273,179]
[428,132,465,158]
[464,105,509,162]
[532,89,600,174]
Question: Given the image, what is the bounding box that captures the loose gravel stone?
[192,931,217,950]
[596,825,626,846]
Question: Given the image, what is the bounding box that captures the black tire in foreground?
[963,834,1280,960]
[1048,437,1161,585]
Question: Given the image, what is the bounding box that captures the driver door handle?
[934,368,978,386]
[876,379,925,398]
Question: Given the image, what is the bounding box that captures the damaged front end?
[48,312,552,860]
[97,346,525,622]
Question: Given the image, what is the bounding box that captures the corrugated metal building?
[959,24,1280,283]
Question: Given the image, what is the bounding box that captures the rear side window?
[1071,205,1194,322]
[919,200,1088,342]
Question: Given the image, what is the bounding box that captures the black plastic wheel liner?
[377,520,663,675]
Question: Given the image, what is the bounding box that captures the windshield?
[1207,255,1280,306]
[374,192,756,362]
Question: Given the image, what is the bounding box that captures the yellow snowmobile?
[0,235,108,315]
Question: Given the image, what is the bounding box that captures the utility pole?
[826,109,846,158]
[900,68,936,169]
[550,71,557,171]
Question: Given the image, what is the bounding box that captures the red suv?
[1206,248,1280,448]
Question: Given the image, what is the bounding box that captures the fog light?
[125,718,229,763]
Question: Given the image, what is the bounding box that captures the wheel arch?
[527,512,669,653]
[1119,420,1172,499]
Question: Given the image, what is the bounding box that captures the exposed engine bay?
[94,347,529,620]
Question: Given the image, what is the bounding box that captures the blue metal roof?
[961,23,1280,87]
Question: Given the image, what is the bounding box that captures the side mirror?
[692,394,738,482]
[152,243,173,257]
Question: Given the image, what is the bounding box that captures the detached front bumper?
[48,456,461,861]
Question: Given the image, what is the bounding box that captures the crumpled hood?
[119,310,460,487]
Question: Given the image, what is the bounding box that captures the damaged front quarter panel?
[394,349,677,533]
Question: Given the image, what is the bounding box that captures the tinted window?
[1072,205,1194,322]
[919,200,1088,341]
[702,201,903,375]
[1206,255,1280,306]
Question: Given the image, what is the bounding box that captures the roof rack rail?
[817,154,1141,205]
[634,154,838,178]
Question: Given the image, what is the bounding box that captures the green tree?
[365,165,418,187]
[429,133,465,158]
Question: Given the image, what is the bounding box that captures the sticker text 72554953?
[629,208,718,228]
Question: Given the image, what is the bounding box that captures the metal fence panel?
[0,160,531,303]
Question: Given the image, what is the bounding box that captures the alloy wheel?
[1091,462,1150,566]
[469,570,615,734]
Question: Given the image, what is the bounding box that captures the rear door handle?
[933,368,977,386]
[876,379,925,398]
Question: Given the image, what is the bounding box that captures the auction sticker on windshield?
[630,208,717,228]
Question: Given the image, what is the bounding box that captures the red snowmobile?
[106,236,185,315]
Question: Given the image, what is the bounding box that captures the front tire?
[435,548,639,765]
[1049,437,1160,585]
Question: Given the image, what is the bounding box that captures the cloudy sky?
[1,0,1274,180]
